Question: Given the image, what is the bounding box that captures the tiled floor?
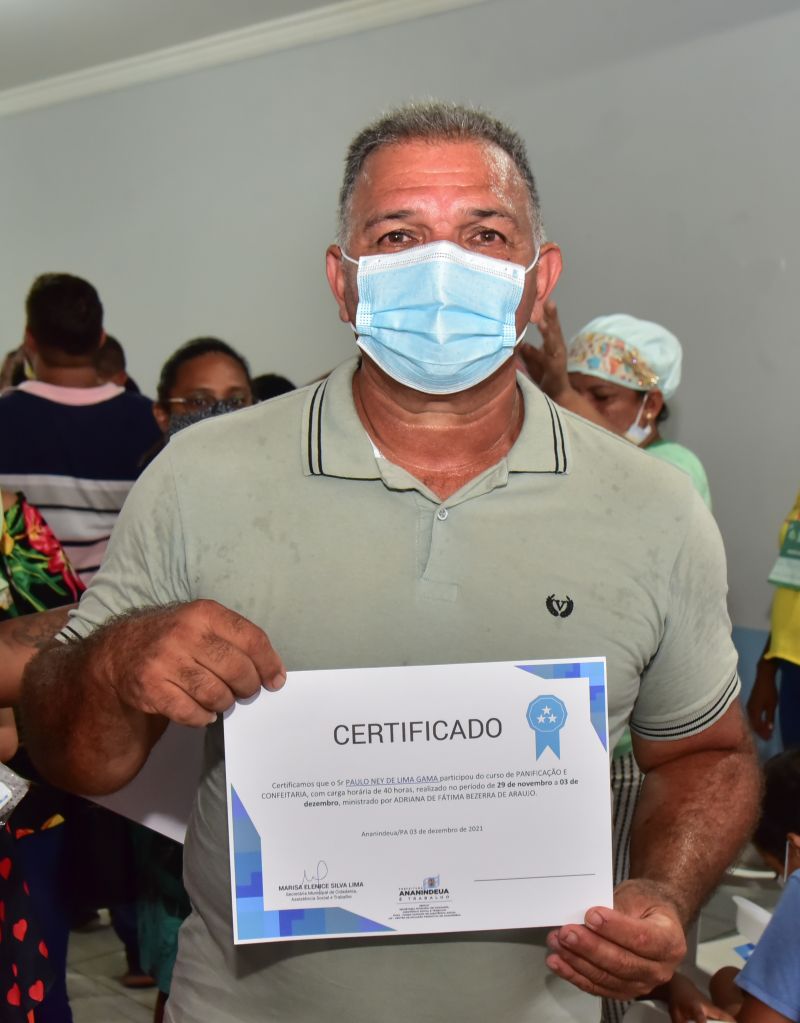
[66,874,781,1022]
[68,912,157,1023]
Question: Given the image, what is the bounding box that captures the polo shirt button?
[436,507,448,521]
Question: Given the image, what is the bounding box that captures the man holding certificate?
[22,103,759,1022]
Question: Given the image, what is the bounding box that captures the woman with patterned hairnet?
[519,303,712,1023]
[520,302,711,507]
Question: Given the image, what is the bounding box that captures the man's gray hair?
[338,101,544,246]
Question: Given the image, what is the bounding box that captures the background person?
[748,489,800,750]
[0,273,162,1004]
[656,749,800,1022]
[1,489,83,1023]
[0,273,161,585]
[250,372,295,402]
[0,346,27,391]
[140,335,254,467]
[520,303,711,506]
[93,334,141,393]
[152,336,253,436]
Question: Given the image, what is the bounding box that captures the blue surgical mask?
[341,240,539,394]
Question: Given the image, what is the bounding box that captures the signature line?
[474,873,596,882]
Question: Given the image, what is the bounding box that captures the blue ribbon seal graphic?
[526,695,568,759]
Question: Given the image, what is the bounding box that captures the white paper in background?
[91,723,203,843]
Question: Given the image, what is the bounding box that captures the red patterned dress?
[1,491,85,1020]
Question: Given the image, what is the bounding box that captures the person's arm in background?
[518,302,610,426]
[0,607,74,763]
[662,960,800,1022]
[0,708,19,762]
[746,635,779,741]
[738,996,795,1023]
[545,702,761,1000]
[649,969,736,1023]
[0,605,73,705]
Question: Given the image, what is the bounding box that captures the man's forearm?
[629,742,761,925]
[20,616,168,795]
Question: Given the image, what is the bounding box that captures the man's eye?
[475,229,505,244]
[378,230,414,245]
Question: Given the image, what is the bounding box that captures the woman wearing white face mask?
[519,304,711,508]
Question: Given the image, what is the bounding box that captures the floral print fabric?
[0,493,84,619]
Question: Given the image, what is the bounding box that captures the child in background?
[656,749,800,1022]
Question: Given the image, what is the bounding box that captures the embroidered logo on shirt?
[546,595,574,618]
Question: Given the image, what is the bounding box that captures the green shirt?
[63,360,738,1023]
[647,439,712,509]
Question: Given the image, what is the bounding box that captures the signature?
[302,860,329,884]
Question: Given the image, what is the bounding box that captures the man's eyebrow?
[364,210,415,230]
[466,207,518,222]
[363,207,520,230]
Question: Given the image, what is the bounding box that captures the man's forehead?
[355,138,527,205]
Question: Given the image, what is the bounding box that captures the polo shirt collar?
[302,359,380,480]
[301,358,569,480]
[508,372,570,475]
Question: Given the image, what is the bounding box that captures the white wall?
[0,0,796,629]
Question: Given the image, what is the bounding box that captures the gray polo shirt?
[65,358,738,1022]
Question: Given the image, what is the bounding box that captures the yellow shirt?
[766,490,800,666]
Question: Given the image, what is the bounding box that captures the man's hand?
[21,599,288,794]
[545,879,686,999]
[746,658,779,740]
[99,600,286,728]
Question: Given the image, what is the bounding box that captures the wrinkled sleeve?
[58,447,190,642]
[630,491,739,741]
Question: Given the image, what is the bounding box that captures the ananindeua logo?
[546,594,574,618]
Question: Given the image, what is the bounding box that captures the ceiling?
[1,0,797,104]
[0,0,334,92]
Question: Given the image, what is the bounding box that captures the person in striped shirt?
[0,273,161,584]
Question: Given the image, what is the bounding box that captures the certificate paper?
[91,724,202,843]
[224,658,612,944]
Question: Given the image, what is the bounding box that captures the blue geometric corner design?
[515,661,607,751]
[231,786,394,940]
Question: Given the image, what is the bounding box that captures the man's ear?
[528,244,562,326]
[325,245,352,325]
